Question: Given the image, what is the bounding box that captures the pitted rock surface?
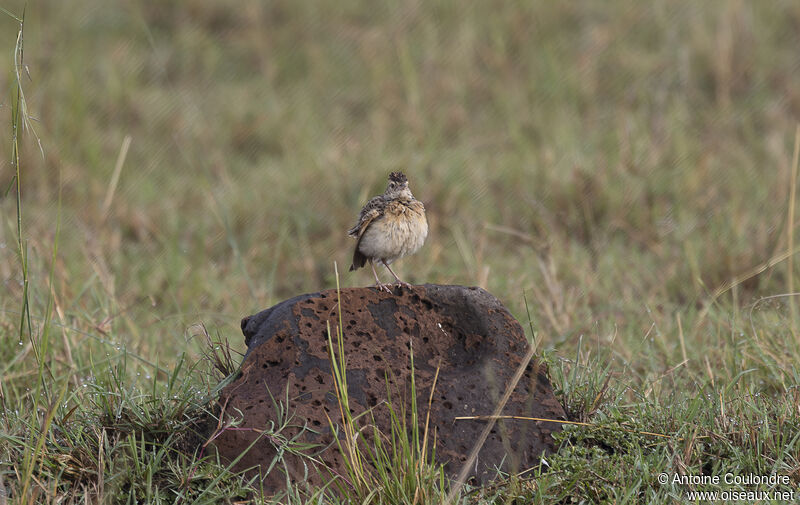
[213,284,566,493]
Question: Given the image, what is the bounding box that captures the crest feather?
[389,171,407,184]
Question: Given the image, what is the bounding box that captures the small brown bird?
[348,172,428,292]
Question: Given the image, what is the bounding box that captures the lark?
[348,172,428,292]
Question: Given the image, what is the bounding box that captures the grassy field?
[2,0,800,502]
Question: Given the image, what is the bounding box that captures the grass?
[324,277,449,503]
[2,0,800,502]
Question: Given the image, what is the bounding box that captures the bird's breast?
[358,200,427,261]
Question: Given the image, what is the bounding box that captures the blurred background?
[2,0,800,373]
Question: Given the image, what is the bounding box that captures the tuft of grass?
[523,349,800,503]
[323,264,451,504]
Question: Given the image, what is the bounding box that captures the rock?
[210,284,566,494]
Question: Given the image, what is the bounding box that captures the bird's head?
[385,171,413,199]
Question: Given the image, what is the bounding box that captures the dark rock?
[211,284,566,494]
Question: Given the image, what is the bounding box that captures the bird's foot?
[374,282,393,293]
[394,280,413,289]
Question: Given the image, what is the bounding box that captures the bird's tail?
[350,248,367,271]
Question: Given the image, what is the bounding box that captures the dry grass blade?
[694,244,800,333]
[443,343,537,505]
[102,134,132,216]
[453,415,675,440]
[790,124,800,336]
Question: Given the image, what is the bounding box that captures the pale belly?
[358,208,428,263]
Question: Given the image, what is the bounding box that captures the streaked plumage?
[348,172,428,291]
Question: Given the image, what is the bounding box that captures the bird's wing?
[347,195,384,238]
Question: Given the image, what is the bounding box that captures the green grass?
[323,282,449,503]
[2,0,800,502]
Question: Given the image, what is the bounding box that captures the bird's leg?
[370,260,392,293]
[383,260,412,289]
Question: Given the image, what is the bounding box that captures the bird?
[348,171,428,292]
